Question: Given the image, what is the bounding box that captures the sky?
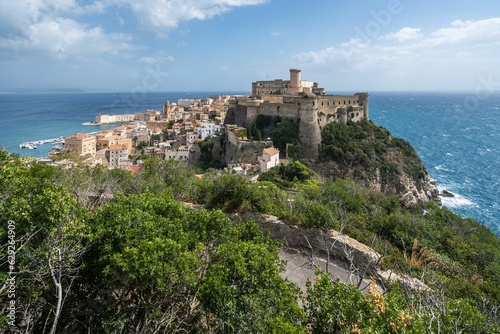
[1,0,500,93]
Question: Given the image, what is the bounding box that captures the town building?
[108,144,129,169]
[95,133,133,155]
[178,99,196,108]
[259,147,280,172]
[165,145,193,161]
[64,133,97,157]
[95,114,136,124]
[195,122,216,140]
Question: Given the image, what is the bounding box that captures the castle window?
[321,102,323,106]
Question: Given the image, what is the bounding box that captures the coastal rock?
[440,189,455,197]
[309,160,441,207]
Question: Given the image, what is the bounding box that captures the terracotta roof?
[109,144,128,150]
[263,147,279,156]
[66,133,95,140]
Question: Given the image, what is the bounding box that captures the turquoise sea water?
[0,91,499,235]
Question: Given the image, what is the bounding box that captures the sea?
[0,91,499,235]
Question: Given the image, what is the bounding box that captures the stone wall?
[224,130,272,165]
[224,92,368,162]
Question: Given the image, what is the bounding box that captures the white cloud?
[293,38,368,65]
[382,27,421,42]
[271,31,284,36]
[107,0,268,36]
[2,20,135,60]
[138,56,157,64]
[138,54,175,64]
[291,18,500,89]
[293,18,500,68]
[426,18,500,46]
[0,0,136,59]
[0,0,268,60]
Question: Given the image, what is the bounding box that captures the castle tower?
[338,108,348,124]
[163,100,172,120]
[298,94,321,160]
[288,68,301,95]
[357,93,369,120]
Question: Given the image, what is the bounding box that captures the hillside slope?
[310,120,440,207]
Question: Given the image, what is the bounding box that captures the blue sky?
[1,0,499,93]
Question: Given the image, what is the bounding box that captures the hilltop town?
[5,71,499,334]
[43,69,368,175]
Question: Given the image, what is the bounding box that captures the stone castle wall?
[225,92,368,160]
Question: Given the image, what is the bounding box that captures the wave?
[441,193,477,209]
[434,165,454,172]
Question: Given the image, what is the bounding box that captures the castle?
[224,68,369,159]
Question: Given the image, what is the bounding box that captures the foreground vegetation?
[1,145,499,332]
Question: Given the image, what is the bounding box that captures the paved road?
[279,248,372,295]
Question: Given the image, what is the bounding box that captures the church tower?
[163,100,172,120]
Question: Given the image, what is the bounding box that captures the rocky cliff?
[228,211,429,292]
[313,120,441,207]
[309,159,440,207]
[221,110,440,206]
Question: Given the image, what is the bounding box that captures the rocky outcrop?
[308,158,441,208]
[229,212,429,292]
[399,173,441,207]
[440,189,455,197]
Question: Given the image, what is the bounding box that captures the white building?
[109,144,129,169]
[177,99,196,108]
[259,147,280,172]
[195,122,216,140]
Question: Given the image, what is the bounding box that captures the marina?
[19,136,65,149]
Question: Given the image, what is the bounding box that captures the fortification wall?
[315,94,368,127]
[297,97,321,160]
[259,102,300,120]
[224,92,368,160]
[225,103,249,127]
[225,130,272,165]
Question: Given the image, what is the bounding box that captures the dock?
[19,136,65,149]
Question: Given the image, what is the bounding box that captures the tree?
[70,192,304,333]
[0,152,88,333]
[199,221,305,333]
[271,119,299,151]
